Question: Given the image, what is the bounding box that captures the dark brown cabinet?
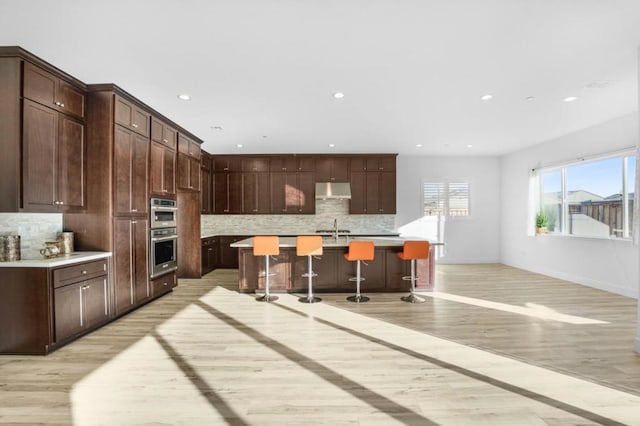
[337,248,386,290]
[201,237,218,275]
[218,236,249,268]
[178,134,201,159]
[315,157,349,182]
[150,271,177,297]
[23,61,85,119]
[113,218,150,315]
[213,157,242,172]
[177,154,201,191]
[214,172,242,213]
[150,117,177,197]
[150,141,176,197]
[242,172,270,213]
[292,248,339,290]
[114,125,149,215]
[269,171,314,214]
[22,99,86,212]
[201,153,212,213]
[239,249,290,291]
[242,157,269,172]
[115,95,150,137]
[349,156,396,214]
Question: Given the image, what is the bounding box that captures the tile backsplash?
[201,199,395,236]
[0,213,63,259]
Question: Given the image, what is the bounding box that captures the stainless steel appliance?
[150,198,177,229]
[150,227,178,278]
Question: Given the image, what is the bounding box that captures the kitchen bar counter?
[0,251,112,268]
[232,236,439,294]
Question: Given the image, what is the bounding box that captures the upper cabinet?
[178,134,201,160]
[0,51,87,213]
[349,155,397,214]
[115,96,150,137]
[151,117,177,150]
[23,61,85,120]
[315,157,349,182]
[149,117,177,197]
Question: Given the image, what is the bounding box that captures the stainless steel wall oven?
[150,198,177,229]
[150,198,178,278]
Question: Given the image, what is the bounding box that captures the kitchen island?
[231,236,440,293]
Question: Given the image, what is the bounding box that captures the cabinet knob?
[163,138,168,143]
[131,209,138,212]
[60,103,65,108]
[55,101,61,106]
[82,270,87,275]
[132,123,139,128]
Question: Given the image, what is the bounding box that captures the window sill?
[533,232,632,242]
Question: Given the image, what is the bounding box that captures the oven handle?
[151,235,178,242]
[151,205,178,211]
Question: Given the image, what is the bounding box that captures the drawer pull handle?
[81,270,87,275]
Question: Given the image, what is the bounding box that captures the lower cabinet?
[218,236,249,268]
[201,237,218,275]
[113,218,150,315]
[238,249,290,291]
[150,271,177,297]
[54,276,109,343]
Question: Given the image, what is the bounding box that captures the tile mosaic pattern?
[201,199,395,236]
[0,213,63,260]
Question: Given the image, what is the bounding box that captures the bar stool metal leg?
[401,258,425,303]
[347,260,370,303]
[256,255,278,302]
[299,255,321,303]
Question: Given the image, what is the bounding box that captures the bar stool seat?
[296,235,323,303]
[344,241,375,303]
[397,240,430,303]
[253,236,280,302]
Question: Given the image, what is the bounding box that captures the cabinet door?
[81,276,110,328]
[332,158,350,181]
[365,172,380,214]
[297,172,315,214]
[151,271,176,297]
[150,141,176,197]
[151,118,177,149]
[22,99,57,210]
[201,164,212,213]
[114,126,148,215]
[114,218,134,313]
[269,172,286,213]
[378,171,396,214]
[54,282,83,342]
[242,173,269,213]
[57,80,86,119]
[178,134,201,159]
[178,154,201,191]
[115,96,149,136]
[57,114,85,209]
[133,220,150,304]
[189,157,201,191]
[23,62,85,119]
[349,172,366,214]
[314,158,332,181]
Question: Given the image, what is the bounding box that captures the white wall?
[395,155,501,264]
[500,113,639,298]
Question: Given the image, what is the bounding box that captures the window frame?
[422,179,472,219]
[535,150,635,240]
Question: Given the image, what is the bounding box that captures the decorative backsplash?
[201,199,395,236]
[0,213,63,259]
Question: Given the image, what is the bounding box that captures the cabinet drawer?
[151,272,176,296]
[53,259,108,289]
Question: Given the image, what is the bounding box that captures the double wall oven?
[150,198,178,278]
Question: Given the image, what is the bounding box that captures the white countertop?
[0,251,112,268]
[230,236,442,248]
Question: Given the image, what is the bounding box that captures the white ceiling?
[2,0,639,156]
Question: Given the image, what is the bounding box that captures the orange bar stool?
[253,236,280,302]
[397,240,430,303]
[296,235,323,304]
[344,240,375,303]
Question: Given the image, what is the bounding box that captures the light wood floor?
[1,264,639,425]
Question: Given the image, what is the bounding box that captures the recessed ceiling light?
[211,125,223,131]
[177,94,191,101]
[236,144,243,148]
[416,144,423,148]
[526,96,535,101]
[480,94,493,101]
[328,143,336,148]
[262,135,268,138]
[333,92,345,99]
[563,96,578,102]
[467,144,473,148]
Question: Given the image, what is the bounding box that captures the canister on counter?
[4,235,21,261]
[57,232,74,254]
[0,236,6,262]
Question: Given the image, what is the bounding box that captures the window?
[423,181,470,218]
[537,152,635,239]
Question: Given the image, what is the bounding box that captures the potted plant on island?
[535,210,549,234]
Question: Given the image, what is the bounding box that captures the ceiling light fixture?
[236,144,243,148]
[480,94,493,101]
[177,94,191,101]
[467,144,473,148]
[211,126,223,131]
[416,144,423,148]
[563,96,578,102]
[526,96,535,101]
[333,92,345,99]
[328,143,336,148]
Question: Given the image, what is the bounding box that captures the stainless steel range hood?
[315,182,352,200]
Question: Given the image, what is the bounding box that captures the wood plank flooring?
[1,264,639,425]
